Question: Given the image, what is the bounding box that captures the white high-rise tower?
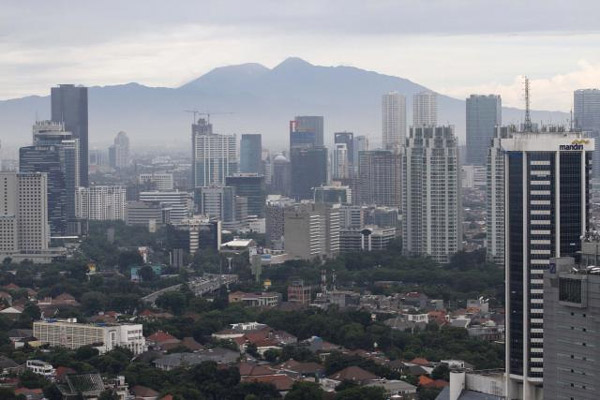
[382,92,406,150]
[413,91,438,127]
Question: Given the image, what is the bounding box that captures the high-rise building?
[485,126,512,265]
[139,191,193,224]
[403,126,461,264]
[332,143,350,180]
[75,186,126,221]
[574,89,600,178]
[195,186,237,225]
[412,91,437,127]
[0,172,49,255]
[543,255,600,400]
[353,135,368,176]
[138,173,174,191]
[334,132,355,173]
[292,116,324,147]
[290,146,328,200]
[382,92,407,150]
[466,95,502,165]
[284,202,339,260]
[225,174,266,218]
[357,150,401,208]
[240,134,262,174]
[501,130,593,399]
[51,84,88,187]
[314,184,352,205]
[108,131,130,169]
[271,154,291,196]
[191,118,238,188]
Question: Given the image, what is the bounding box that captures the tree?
[118,251,143,272]
[81,292,108,314]
[286,382,324,400]
[98,390,119,400]
[245,343,259,358]
[156,291,187,315]
[431,363,450,381]
[263,349,280,363]
[334,386,385,400]
[75,346,100,361]
[19,370,49,389]
[139,266,156,282]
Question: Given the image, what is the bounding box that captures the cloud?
[440,60,600,112]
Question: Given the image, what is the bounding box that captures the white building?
[403,126,461,264]
[192,118,238,188]
[139,191,193,224]
[33,319,146,355]
[284,202,340,260]
[75,186,126,221]
[108,131,130,169]
[138,173,174,191]
[382,92,407,150]
[413,91,437,127]
[332,143,350,180]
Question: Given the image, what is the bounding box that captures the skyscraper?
[109,131,130,169]
[334,132,354,173]
[195,185,237,225]
[403,126,461,264]
[191,118,238,188]
[382,92,407,150]
[290,146,328,200]
[466,94,502,165]
[240,134,262,174]
[574,89,600,178]
[51,84,88,187]
[225,173,266,218]
[332,143,350,180]
[501,130,593,399]
[271,154,291,196]
[357,150,401,208]
[353,135,368,176]
[412,91,437,127]
[293,116,324,147]
[75,186,126,221]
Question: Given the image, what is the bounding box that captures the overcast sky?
[2,1,600,110]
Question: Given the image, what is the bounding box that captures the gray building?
[290,146,328,200]
[466,94,502,165]
[240,134,262,174]
[108,131,130,170]
[225,174,266,218]
[358,150,401,208]
[51,84,88,187]
[284,202,340,260]
[544,256,600,400]
[191,118,238,188]
[403,126,461,264]
[195,185,237,225]
[271,154,291,196]
[574,89,600,178]
[293,116,324,147]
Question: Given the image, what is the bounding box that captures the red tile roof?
[147,331,180,344]
[241,374,295,391]
[410,357,431,366]
[328,366,378,382]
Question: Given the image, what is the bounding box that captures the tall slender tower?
[466,94,502,165]
[382,92,407,150]
[191,118,238,188]
[51,84,88,187]
[412,91,437,127]
[402,126,461,264]
[574,89,600,178]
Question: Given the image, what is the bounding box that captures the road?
[141,274,238,305]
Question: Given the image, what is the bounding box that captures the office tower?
[338,205,365,230]
[262,151,272,185]
[225,174,266,218]
[314,185,352,205]
[486,126,512,265]
[332,143,350,180]
[339,227,397,253]
[353,135,368,176]
[75,186,126,221]
[501,130,593,399]
[271,154,291,196]
[543,255,600,400]
[191,118,238,188]
[0,172,49,254]
[413,91,437,127]
[284,202,340,260]
[20,142,67,236]
[466,95,502,165]
[382,92,407,150]
[51,84,88,187]
[126,201,168,227]
[108,131,130,169]
[292,116,324,147]
[357,150,401,208]
[334,132,354,172]
[139,191,193,224]
[195,186,237,224]
[403,126,461,264]
[574,89,600,178]
[240,134,262,174]
[364,206,400,229]
[290,146,328,200]
[138,173,174,191]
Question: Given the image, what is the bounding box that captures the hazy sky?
[2,1,600,110]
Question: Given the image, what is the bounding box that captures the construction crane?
[184,110,234,124]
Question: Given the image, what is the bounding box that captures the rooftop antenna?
[524,76,532,132]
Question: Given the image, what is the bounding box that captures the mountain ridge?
[0,57,568,151]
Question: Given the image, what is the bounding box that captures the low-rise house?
[228,291,282,308]
[153,348,239,371]
[327,366,378,385]
[274,360,325,379]
[0,291,13,305]
[131,385,159,400]
[57,373,105,399]
[240,374,295,397]
[146,331,181,350]
[0,356,19,374]
[367,379,417,399]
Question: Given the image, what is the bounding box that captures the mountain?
[0,58,568,152]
